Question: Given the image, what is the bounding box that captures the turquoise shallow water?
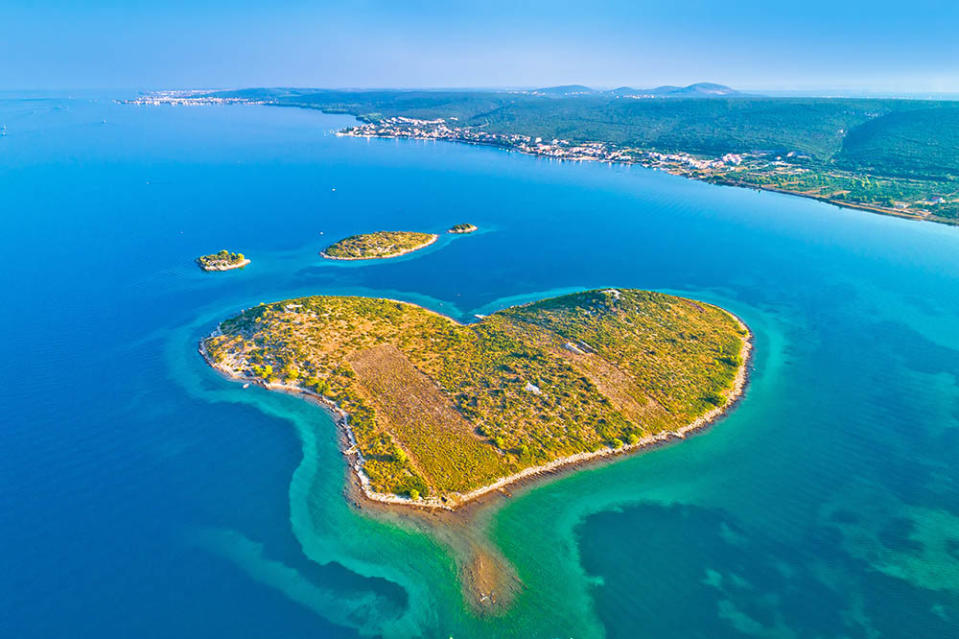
[1,94,958,638]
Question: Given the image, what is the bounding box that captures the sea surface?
[2,93,958,638]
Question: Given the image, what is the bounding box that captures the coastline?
[342,131,953,227]
[708,179,946,225]
[320,234,439,260]
[199,309,752,513]
[198,258,251,271]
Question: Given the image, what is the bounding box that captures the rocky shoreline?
[320,234,438,260]
[197,258,251,272]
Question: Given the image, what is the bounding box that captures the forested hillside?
[837,108,959,179]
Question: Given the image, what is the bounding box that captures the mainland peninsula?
[201,289,750,509]
[321,231,438,260]
[448,223,478,234]
[196,250,250,271]
[177,88,959,225]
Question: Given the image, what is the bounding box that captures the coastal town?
[337,116,763,180]
[121,91,262,106]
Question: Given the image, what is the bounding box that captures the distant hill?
[667,82,742,97]
[607,86,647,96]
[539,83,743,98]
[610,83,743,98]
[533,84,601,96]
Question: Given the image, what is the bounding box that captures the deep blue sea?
[2,93,958,638]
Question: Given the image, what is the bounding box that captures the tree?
[409,489,420,500]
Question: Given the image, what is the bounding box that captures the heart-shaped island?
[202,289,750,509]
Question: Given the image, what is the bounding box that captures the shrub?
[704,392,725,406]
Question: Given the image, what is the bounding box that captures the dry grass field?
[349,344,503,493]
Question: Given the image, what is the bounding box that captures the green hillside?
[466,97,897,159]
[838,108,959,179]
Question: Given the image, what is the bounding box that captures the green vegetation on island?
[196,250,249,271]
[448,223,478,234]
[321,231,438,260]
[202,289,749,506]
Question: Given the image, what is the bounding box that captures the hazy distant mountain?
[646,85,683,95]
[541,83,744,98]
[667,82,741,97]
[533,84,601,96]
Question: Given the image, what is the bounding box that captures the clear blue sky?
[2,0,957,92]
